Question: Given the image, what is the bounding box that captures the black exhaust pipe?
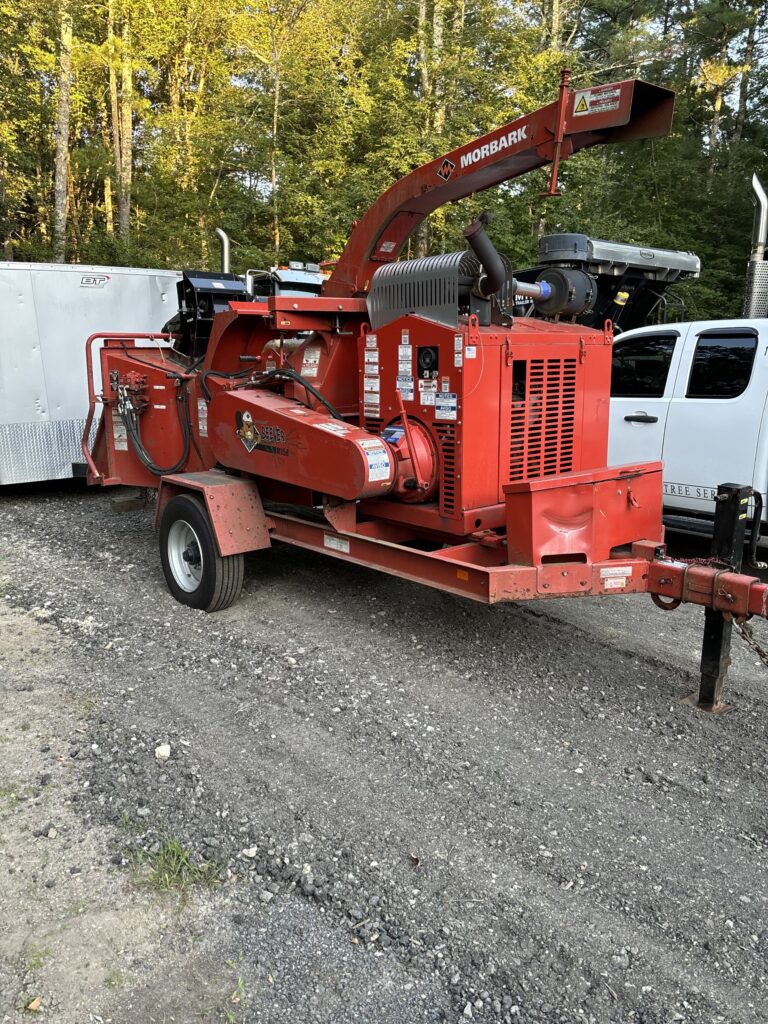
[463,213,507,298]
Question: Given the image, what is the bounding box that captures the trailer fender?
[155,470,272,556]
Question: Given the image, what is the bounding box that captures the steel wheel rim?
[167,519,203,592]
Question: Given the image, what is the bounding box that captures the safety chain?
[674,556,732,569]
[733,619,768,672]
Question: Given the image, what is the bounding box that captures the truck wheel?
[159,494,244,612]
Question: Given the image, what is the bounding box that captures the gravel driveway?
[2,482,767,1024]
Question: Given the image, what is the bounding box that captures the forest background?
[1,0,766,317]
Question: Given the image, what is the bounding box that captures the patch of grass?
[134,839,219,896]
[104,968,126,989]
[27,946,50,971]
[0,783,30,806]
[17,991,42,1013]
[0,786,18,805]
[230,977,246,1004]
[79,696,96,714]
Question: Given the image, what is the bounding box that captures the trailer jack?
[652,483,762,712]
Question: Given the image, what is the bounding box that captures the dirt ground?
[2,481,768,1024]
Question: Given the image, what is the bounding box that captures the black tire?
[159,493,244,612]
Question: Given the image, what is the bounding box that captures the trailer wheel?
[159,494,244,612]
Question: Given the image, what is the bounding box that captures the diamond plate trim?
[0,417,100,485]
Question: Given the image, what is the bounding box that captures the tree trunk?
[107,0,122,233]
[706,85,723,191]
[432,0,446,134]
[733,9,759,146]
[104,177,114,234]
[271,62,281,256]
[118,16,132,240]
[53,0,73,262]
[417,0,430,100]
[550,0,562,50]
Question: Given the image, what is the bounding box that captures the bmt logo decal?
[80,275,110,288]
[459,125,529,169]
[437,158,456,181]
[235,411,289,456]
[236,410,261,453]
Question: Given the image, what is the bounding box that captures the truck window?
[686,332,757,399]
[611,334,677,398]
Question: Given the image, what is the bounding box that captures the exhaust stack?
[743,174,768,317]
[215,227,231,274]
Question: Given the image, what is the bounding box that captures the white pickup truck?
[608,318,768,535]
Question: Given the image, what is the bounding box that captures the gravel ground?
[2,481,768,1024]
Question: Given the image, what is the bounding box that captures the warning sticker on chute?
[366,334,378,348]
[465,346,477,359]
[301,345,321,378]
[364,376,380,393]
[358,439,392,481]
[573,86,621,117]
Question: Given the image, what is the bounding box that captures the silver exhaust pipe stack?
[215,227,231,274]
[743,174,768,317]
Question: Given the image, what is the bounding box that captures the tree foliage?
[1,0,766,315]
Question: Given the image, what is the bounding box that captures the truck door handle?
[624,413,658,423]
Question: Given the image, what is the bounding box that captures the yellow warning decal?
[574,94,589,114]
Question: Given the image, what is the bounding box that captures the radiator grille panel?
[435,423,457,513]
[510,358,577,481]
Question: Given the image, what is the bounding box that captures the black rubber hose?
[249,366,344,420]
[200,364,343,420]
[463,213,506,298]
[121,382,191,476]
[200,367,254,402]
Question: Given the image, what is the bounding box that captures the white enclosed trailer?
[0,262,180,485]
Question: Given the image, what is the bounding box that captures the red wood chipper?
[82,73,768,710]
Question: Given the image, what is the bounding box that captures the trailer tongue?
[82,72,767,710]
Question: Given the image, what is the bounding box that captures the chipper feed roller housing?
[82,72,768,709]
